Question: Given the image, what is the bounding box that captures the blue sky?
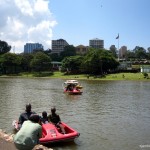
[50,0,150,50]
[0,0,150,53]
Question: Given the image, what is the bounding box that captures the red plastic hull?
[64,89,82,95]
[40,122,80,144]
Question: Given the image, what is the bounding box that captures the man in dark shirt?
[18,103,36,125]
[48,107,65,134]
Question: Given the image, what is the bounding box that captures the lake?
[0,77,150,150]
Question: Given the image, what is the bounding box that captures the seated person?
[66,84,73,91]
[40,111,48,124]
[48,107,66,134]
[18,103,36,127]
[13,114,42,150]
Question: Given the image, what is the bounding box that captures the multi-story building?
[51,39,69,54]
[24,43,43,53]
[75,45,89,55]
[89,38,104,49]
[119,46,127,59]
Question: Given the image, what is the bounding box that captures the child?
[40,111,48,124]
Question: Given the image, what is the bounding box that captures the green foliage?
[61,55,83,74]
[30,52,52,72]
[133,46,147,59]
[109,45,117,58]
[20,53,34,72]
[33,48,44,53]
[50,53,61,61]
[126,50,136,60]
[33,71,53,77]
[60,45,76,60]
[0,53,22,74]
[142,72,149,78]
[81,48,119,75]
[0,40,11,55]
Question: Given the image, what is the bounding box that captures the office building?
[89,38,104,49]
[24,43,43,53]
[119,46,127,59]
[51,39,69,54]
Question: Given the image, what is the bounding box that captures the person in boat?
[40,111,48,124]
[48,107,66,134]
[18,103,36,126]
[13,114,42,150]
[66,84,73,91]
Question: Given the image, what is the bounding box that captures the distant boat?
[62,80,83,95]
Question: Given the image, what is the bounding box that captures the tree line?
[0,40,149,76]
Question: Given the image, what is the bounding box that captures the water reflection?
[0,78,150,150]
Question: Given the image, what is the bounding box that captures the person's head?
[26,103,31,113]
[29,114,40,123]
[42,111,47,118]
[51,107,56,114]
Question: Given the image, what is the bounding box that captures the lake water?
[0,77,150,150]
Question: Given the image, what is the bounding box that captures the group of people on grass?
[13,103,65,150]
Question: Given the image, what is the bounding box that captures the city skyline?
[0,0,150,53]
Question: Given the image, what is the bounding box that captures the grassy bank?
[48,72,150,81]
[0,72,150,81]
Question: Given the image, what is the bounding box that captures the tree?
[147,47,150,60]
[0,40,11,55]
[148,47,150,53]
[20,53,34,72]
[33,48,44,53]
[43,49,52,57]
[109,45,117,58]
[126,50,136,60]
[81,48,119,75]
[60,45,76,60]
[0,53,22,74]
[30,52,52,72]
[50,53,61,61]
[61,55,83,74]
[133,46,147,60]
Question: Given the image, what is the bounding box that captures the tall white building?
[89,38,104,49]
[24,43,43,53]
[51,39,69,54]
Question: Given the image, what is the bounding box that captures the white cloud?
[0,0,57,53]
[15,0,33,16]
[34,0,49,12]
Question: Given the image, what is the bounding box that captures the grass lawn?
[1,71,150,81]
[50,72,150,81]
[104,73,147,80]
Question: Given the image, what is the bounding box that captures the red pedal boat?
[12,120,80,144]
[40,122,80,144]
[62,80,83,95]
[64,88,83,95]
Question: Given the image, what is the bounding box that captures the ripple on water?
[0,78,150,150]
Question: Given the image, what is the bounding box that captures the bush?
[142,72,148,78]
[33,72,53,77]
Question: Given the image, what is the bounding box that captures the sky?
[0,0,150,53]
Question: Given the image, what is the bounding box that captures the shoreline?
[0,129,52,150]
[0,73,150,81]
